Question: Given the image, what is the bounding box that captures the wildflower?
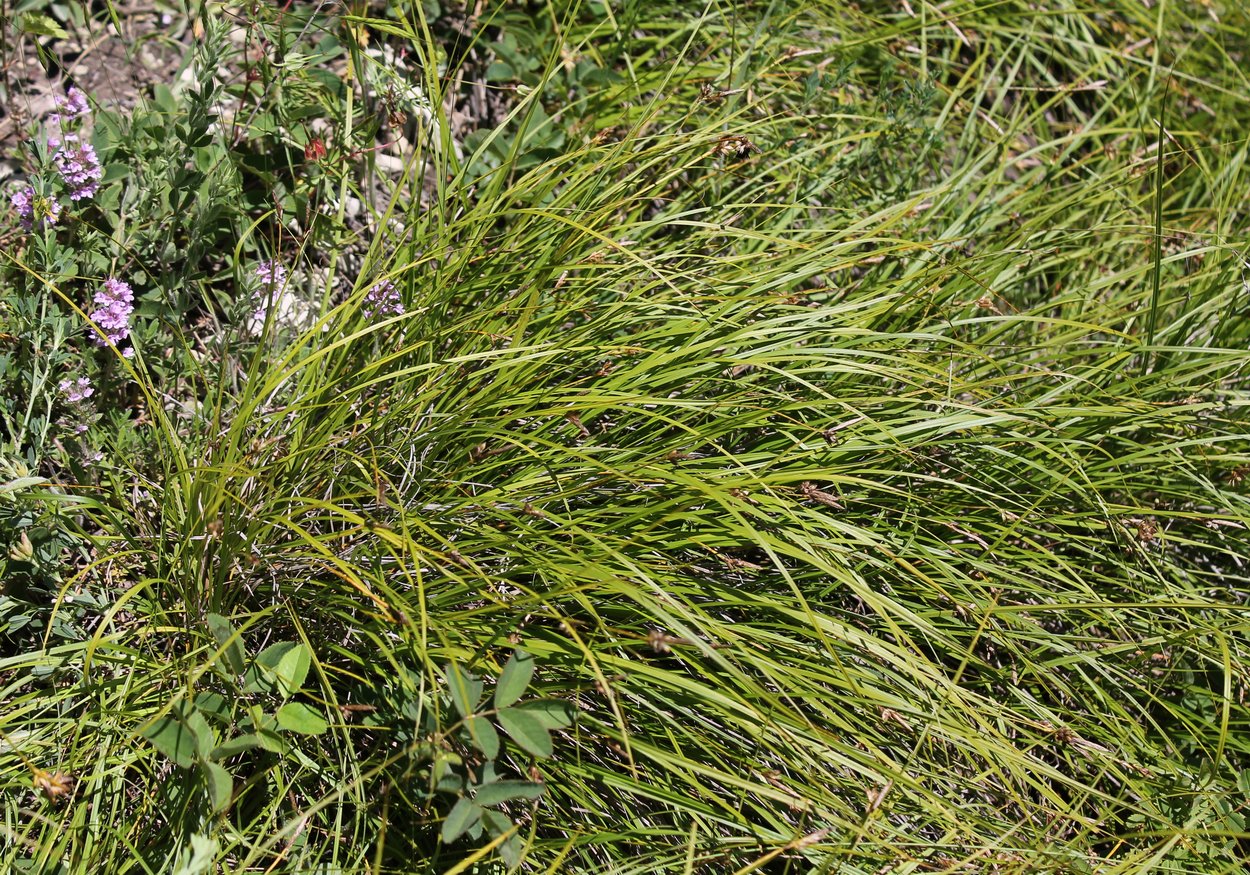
[47,88,89,149]
[11,186,61,230]
[61,87,90,120]
[305,137,327,162]
[251,259,287,326]
[53,134,104,201]
[362,279,404,318]
[59,376,94,402]
[89,277,135,347]
[48,87,90,126]
[248,260,316,334]
[254,259,288,290]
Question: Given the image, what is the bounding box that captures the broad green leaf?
[272,643,312,697]
[241,662,272,695]
[246,642,298,694]
[183,707,216,759]
[516,699,573,729]
[481,808,514,836]
[445,662,483,718]
[209,733,266,761]
[255,729,287,753]
[441,797,481,843]
[193,691,231,723]
[206,614,245,675]
[275,702,328,735]
[142,711,200,768]
[497,706,552,758]
[171,833,217,875]
[15,12,69,39]
[481,810,521,867]
[474,780,544,807]
[465,714,500,760]
[435,772,466,794]
[494,651,535,709]
[255,641,294,669]
[201,760,232,813]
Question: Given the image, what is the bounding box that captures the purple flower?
[89,277,134,347]
[59,376,94,402]
[61,87,90,119]
[11,186,61,230]
[48,87,90,127]
[251,260,290,325]
[362,280,404,318]
[46,88,89,152]
[254,259,287,289]
[53,134,103,201]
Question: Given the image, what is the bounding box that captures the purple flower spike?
[49,87,90,127]
[89,277,134,347]
[61,87,90,119]
[46,88,90,155]
[53,134,103,201]
[362,280,404,318]
[59,376,94,402]
[254,259,288,290]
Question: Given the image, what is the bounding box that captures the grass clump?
[2,0,1249,872]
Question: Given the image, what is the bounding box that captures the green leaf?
[184,707,216,759]
[171,833,217,875]
[497,706,552,758]
[481,810,521,867]
[255,641,294,669]
[481,808,514,836]
[275,702,328,735]
[209,733,266,760]
[465,714,500,760]
[445,662,483,718]
[255,729,288,753]
[142,710,201,768]
[435,771,466,794]
[494,651,535,709]
[201,760,233,813]
[241,662,271,694]
[247,642,297,694]
[15,12,69,39]
[193,691,231,723]
[0,476,49,496]
[271,643,312,697]
[206,614,245,675]
[441,797,482,843]
[516,699,573,729]
[474,780,544,807]
[432,751,463,787]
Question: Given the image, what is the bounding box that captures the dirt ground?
[1,3,186,154]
